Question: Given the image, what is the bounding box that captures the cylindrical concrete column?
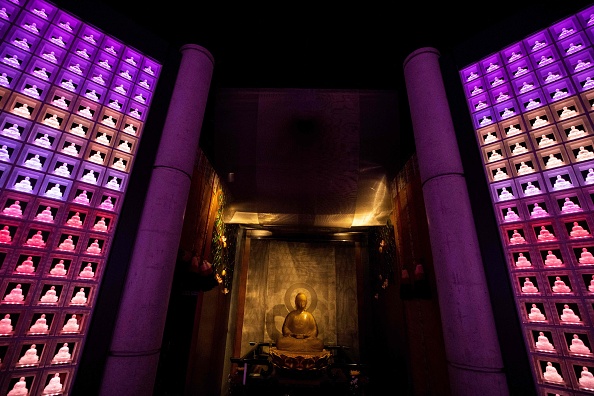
[403,47,509,396]
[99,44,214,396]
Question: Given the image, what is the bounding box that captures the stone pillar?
[99,44,214,396]
[403,47,509,396]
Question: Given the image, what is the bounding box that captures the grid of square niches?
[0,0,161,394]
[460,4,594,395]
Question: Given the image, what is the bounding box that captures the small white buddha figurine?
[102,115,116,128]
[66,211,83,227]
[537,226,556,242]
[538,134,554,148]
[501,107,515,118]
[79,263,95,278]
[3,200,22,217]
[545,154,564,168]
[543,361,564,383]
[126,56,136,66]
[44,183,63,199]
[49,259,67,276]
[559,27,574,39]
[89,150,104,164]
[561,197,581,213]
[15,256,35,274]
[0,7,8,20]
[28,314,48,334]
[99,196,114,210]
[144,65,155,75]
[25,230,46,247]
[552,276,571,293]
[92,73,105,85]
[7,377,28,396]
[12,103,30,118]
[11,176,31,197]
[571,334,591,354]
[0,225,11,243]
[118,140,131,152]
[588,13,594,25]
[561,304,581,322]
[520,81,534,93]
[3,283,23,303]
[73,190,90,205]
[50,35,65,47]
[545,71,560,83]
[69,63,83,74]
[560,106,578,120]
[99,59,111,69]
[33,67,49,80]
[586,169,594,184]
[3,54,20,68]
[509,229,526,244]
[467,71,479,81]
[78,106,93,118]
[0,314,13,334]
[22,84,39,98]
[61,78,76,91]
[114,84,127,95]
[567,125,587,140]
[24,154,42,170]
[552,88,568,100]
[0,72,9,87]
[42,51,57,63]
[528,303,546,321]
[544,250,563,266]
[124,123,137,135]
[52,343,71,363]
[70,288,87,305]
[532,116,548,128]
[2,123,20,138]
[106,176,121,190]
[511,143,527,155]
[514,66,528,77]
[538,56,552,67]
[43,114,61,129]
[588,275,594,293]
[39,286,58,303]
[525,99,541,110]
[112,158,126,171]
[508,51,522,62]
[62,314,79,332]
[34,133,51,148]
[524,181,541,196]
[62,142,79,156]
[134,93,146,104]
[0,144,9,161]
[580,248,594,264]
[129,108,141,118]
[579,367,594,389]
[17,344,39,365]
[576,146,594,161]
[86,239,102,254]
[475,100,487,111]
[84,34,96,44]
[35,206,54,222]
[570,222,591,238]
[76,47,90,59]
[43,373,63,394]
[515,252,531,267]
[109,99,121,110]
[93,217,108,232]
[105,45,117,55]
[95,132,110,145]
[483,132,497,144]
[81,169,97,184]
[85,89,99,101]
[54,162,70,177]
[493,167,508,181]
[499,187,515,201]
[70,123,86,137]
[535,332,554,350]
[120,69,132,80]
[33,7,48,18]
[480,116,493,126]
[52,96,68,109]
[140,79,150,89]
[553,175,572,190]
[57,235,75,251]
[59,21,72,31]
[522,277,538,293]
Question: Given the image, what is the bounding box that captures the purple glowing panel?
[557,32,588,58]
[530,46,558,68]
[54,10,82,35]
[502,42,527,65]
[524,29,552,53]
[549,16,581,42]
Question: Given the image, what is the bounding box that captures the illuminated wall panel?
[460,3,594,395]
[0,0,161,394]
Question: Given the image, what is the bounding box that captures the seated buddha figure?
[552,276,571,293]
[571,334,591,354]
[537,226,556,242]
[570,222,590,238]
[276,293,324,353]
[535,332,555,351]
[580,248,594,264]
[544,251,563,267]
